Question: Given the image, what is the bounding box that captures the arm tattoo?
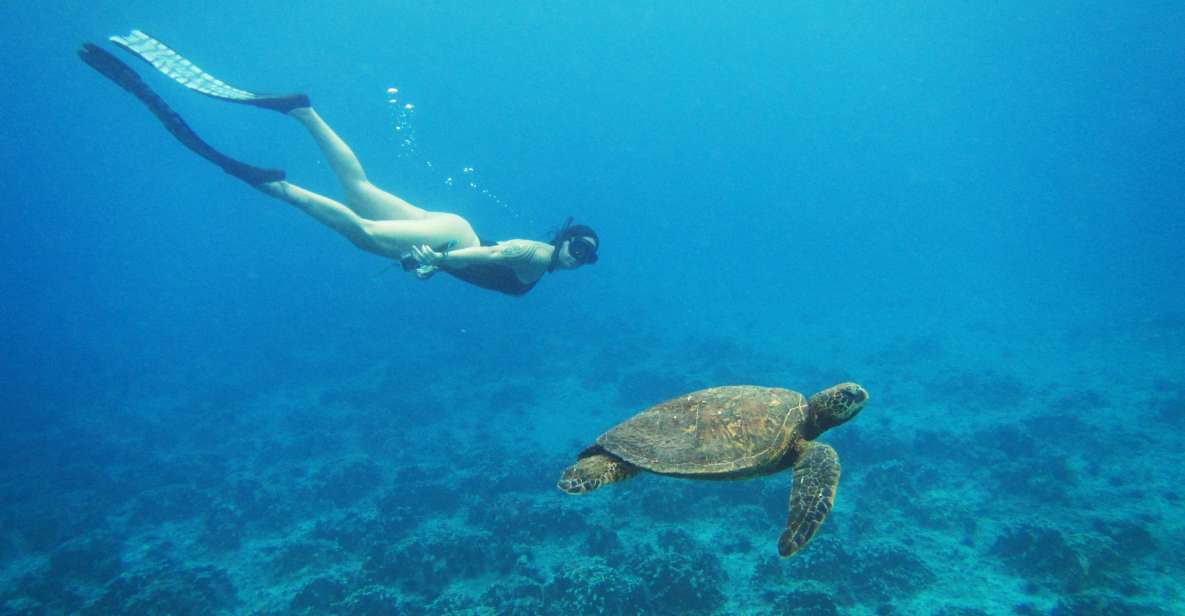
[498,242,537,262]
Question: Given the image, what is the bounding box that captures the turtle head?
[808,383,869,433]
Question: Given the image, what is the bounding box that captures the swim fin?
[109,30,310,114]
[78,42,285,186]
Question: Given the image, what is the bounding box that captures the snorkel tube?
[548,216,574,272]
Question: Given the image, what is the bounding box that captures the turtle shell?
[597,386,808,475]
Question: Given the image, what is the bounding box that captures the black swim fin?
[78,42,285,186]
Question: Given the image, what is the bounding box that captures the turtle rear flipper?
[778,442,840,557]
[557,451,639,494]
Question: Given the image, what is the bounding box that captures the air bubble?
[382,86,518,218]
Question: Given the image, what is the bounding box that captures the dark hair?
[560,224,598,246]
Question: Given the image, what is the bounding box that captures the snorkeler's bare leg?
[287,107,429,222]
[256,181,381,254]
[256,181,479,256]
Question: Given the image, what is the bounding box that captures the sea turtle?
[558,382,869,557]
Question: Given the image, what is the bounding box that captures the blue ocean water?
[2,2,1183,614]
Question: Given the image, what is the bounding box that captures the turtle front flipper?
[777,442,841,557]
[557,449,640,495]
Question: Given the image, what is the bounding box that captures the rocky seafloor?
[2,313,1182,615]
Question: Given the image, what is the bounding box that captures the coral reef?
[3,313,1183,614]
[85,565,239,615]
[362,526,522,598]
[545,558,644,614]
[771,538,936,606]
[991,524,1085,593]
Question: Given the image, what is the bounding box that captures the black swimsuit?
[440,262,540,296]
[399,239,546,296]
[435,239,542,297]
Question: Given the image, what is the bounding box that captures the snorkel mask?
[548,217,599,271]
[568,235,598,264]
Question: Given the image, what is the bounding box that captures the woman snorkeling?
[78,30,598,296]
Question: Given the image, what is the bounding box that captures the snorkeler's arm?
[416,240,544,269]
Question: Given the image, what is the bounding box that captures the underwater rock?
[479,495,589,540]
[339,585,406,616]
[266,540,342,579]
[11,570,85,613]
[629,541,726,614]
[11,508,74,553]
[289,576,350,614]
[1070,518,1160,595]
[1154,388,1185,425]
[545,558,644,614]
[975,424,1040,462]
[7,525,122,609]
[129,484,207,525]
[200,502,245,551]
[655,528,701,555]
[756,589,839,616]
[476,575,547,615]
[997,456,1076,505]
[582,524,627,561]
[930,608,989,616]
[456,449,559,497]
[854,460,933,512]
[314,459,384,507]
[634,482,696,522]
[778,539,935,606]
[85,564,238,615]
[926,370,1030,411]
[425,590,492,615]
[720,531,754,554]
[311,511,405,553]
[1022,412,1099,456]
[0,525,13,563]
[825,425,904,468]
[1050,593,1171,616]
[781,536,853,585]
[523,500,589,537]
[48,532,123,584]
[970,424,1077,505]
[378,480,460,520]
[1092,518,1158,560]
[362,527,520,598]
[227,477,268,517]
[846,543,936,604]
[990,524,1084,592]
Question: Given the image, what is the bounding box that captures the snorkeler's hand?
[411,244,445,266]
[414,264,438,279]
